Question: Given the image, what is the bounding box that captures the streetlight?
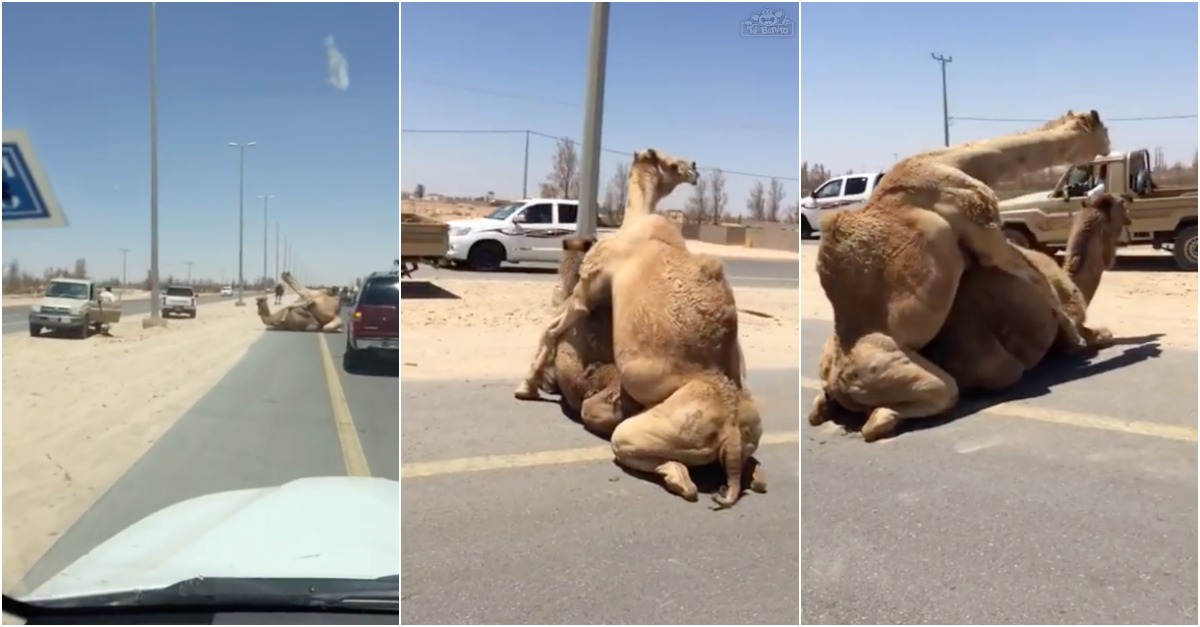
[228,141,256,305]
[274,221,281,283]
[258,194,274,287]
[119,248,130,289]
[143,2,165,328]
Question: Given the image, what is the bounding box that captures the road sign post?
[2,129,67,229]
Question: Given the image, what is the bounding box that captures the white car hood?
[446,217,507,232]
[36,297,87,311]
[26,476,399,602]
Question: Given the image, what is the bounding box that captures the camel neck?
[926,127,1092,187]
[621,183,656,225]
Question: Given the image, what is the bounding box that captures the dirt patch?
[2,299,267,591]
[401,279,799,382]
[801,244,1197,350]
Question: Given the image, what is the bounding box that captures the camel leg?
[834,333,959,442]
[322,317,344,333]
[514,299,591,400]
[1081,325,1114,349]
[580,383,623,437]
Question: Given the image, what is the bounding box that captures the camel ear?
[1089,110,1101,124]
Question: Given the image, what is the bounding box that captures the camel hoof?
[807,394,829,426]
[514,381,542,401]
[710,487,740,510]
[1091,326,1115,349]
[862,408,900,443]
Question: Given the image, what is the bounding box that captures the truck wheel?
[343,342,362,373]
[801,217,814,240]
[1173,225,1197,271]
[1002,227,1033,250]
[28,324,41,337]
[467,241,505,272]
[77,324,89,339]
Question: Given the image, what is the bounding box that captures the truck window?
[359,276,399,307]
[843,177,869,196]
[556,204,578,224]
[45,282,89,299]
[517,203,553,224]
[813,179,843,199]
[165,286,194,297]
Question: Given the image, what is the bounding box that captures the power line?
[401,127,799,182]
[951,114,1198,123]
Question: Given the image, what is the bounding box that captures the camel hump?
[696,254,726,281]
[562,236,597,253]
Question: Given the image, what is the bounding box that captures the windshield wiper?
[30,575,399,612]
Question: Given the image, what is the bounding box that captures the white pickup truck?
[162,285,197,318]
[799,172,886,239]
[443,198,617,270]
[28,277,122,339]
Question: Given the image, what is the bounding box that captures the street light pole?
[184,260,194,283]
[274,221,280,282]
[258,194,274,286]
[144,2,165,328]
[228,141,256,305]
[576,2,610,238]
[119,248,130,288]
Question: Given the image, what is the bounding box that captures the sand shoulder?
[2,300,267,590]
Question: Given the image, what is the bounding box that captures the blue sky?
[2,2,398,286]
[802,2,1198,175]
[401,2,799,215]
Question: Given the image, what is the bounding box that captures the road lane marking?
[316,334,372,476]
[797,377,1198,443]
[401,431,798,480]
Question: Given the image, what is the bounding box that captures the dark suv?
[344,270,398,372]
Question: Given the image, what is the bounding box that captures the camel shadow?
[1049,253,1180,273]
[824,333,1165,439]
[400,281,460,300]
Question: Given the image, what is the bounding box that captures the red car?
[343,270,398,372]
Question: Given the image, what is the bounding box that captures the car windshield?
[484,204,521,220]
[4,2,399,616]
[44,282,89,300]
[359,278,399,307]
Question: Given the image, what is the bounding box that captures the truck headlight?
[449,226,471,237]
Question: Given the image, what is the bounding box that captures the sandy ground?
[800,245,1197,350]
[401,279,799,383]
[2,299,267,590]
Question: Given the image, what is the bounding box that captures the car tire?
[467,241,505,272]
[801,217,814,240]
[1173,225,1197,271]
[77,324,89,339]
[28,324,41,337]
[344,342,362,373]
[187,310,197,319]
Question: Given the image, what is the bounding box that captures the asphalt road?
[798,318,1198,624]
[15,322,398,594]
[415,257,798,288]
[401,367,800,625]
[2,294,225,334]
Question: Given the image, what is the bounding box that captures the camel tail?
[279,271,308,295]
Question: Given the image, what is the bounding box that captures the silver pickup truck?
[162,285,197,318]
[28,278,122,339]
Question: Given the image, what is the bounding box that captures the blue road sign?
[2,129,66,229]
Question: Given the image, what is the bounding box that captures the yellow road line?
[401,431,798,480]
[797,377,1198,443]
[317,334,372,476]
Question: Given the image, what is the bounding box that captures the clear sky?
[2,2,398,286]
[400,2,800,215]
[802,2,1198,174]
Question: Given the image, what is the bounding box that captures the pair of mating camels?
[255,272,344,332]
[513,149,766,510]
[809,110,1130,441]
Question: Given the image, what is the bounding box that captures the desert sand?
[2,299,265,591]
[401,279,799,383]
[800,244,1197,349]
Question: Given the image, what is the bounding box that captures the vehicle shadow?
[400,281,460,300]
[345,358,399,378]
[821,333,1165,440]
[1046,253,1181,272]
[442,264,558,276]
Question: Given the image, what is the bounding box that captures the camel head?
[631,148,699,201]
[1079,193,1133,270]
[1047,109,1112,163]
[254,296,270,317]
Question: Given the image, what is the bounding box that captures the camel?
[537,149,704,437]
[280,271,343,332]
[810,110,1112,442]
[515,148,766,509]
[913,192,1132,394]
[255,296,321,331]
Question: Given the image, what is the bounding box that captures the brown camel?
[515,150,765,508]
[280,272,343,332]
[536,148,703,437]
[811,110,1111,442]
[255,296,321,331]
[913,193,1131,394]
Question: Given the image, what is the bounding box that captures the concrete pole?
[931,53,953,147]
[144,2,165,328]
[575,2,610,238]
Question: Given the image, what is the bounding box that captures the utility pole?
[184,261,194,283]
[283,237,288,274]
[258,194,274,286]
[144,2,165,328]
[931,53,952,147]
[228,141,256,306]
[576,2,610,238]
[119,248,130,288]
[274,221,280,281]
